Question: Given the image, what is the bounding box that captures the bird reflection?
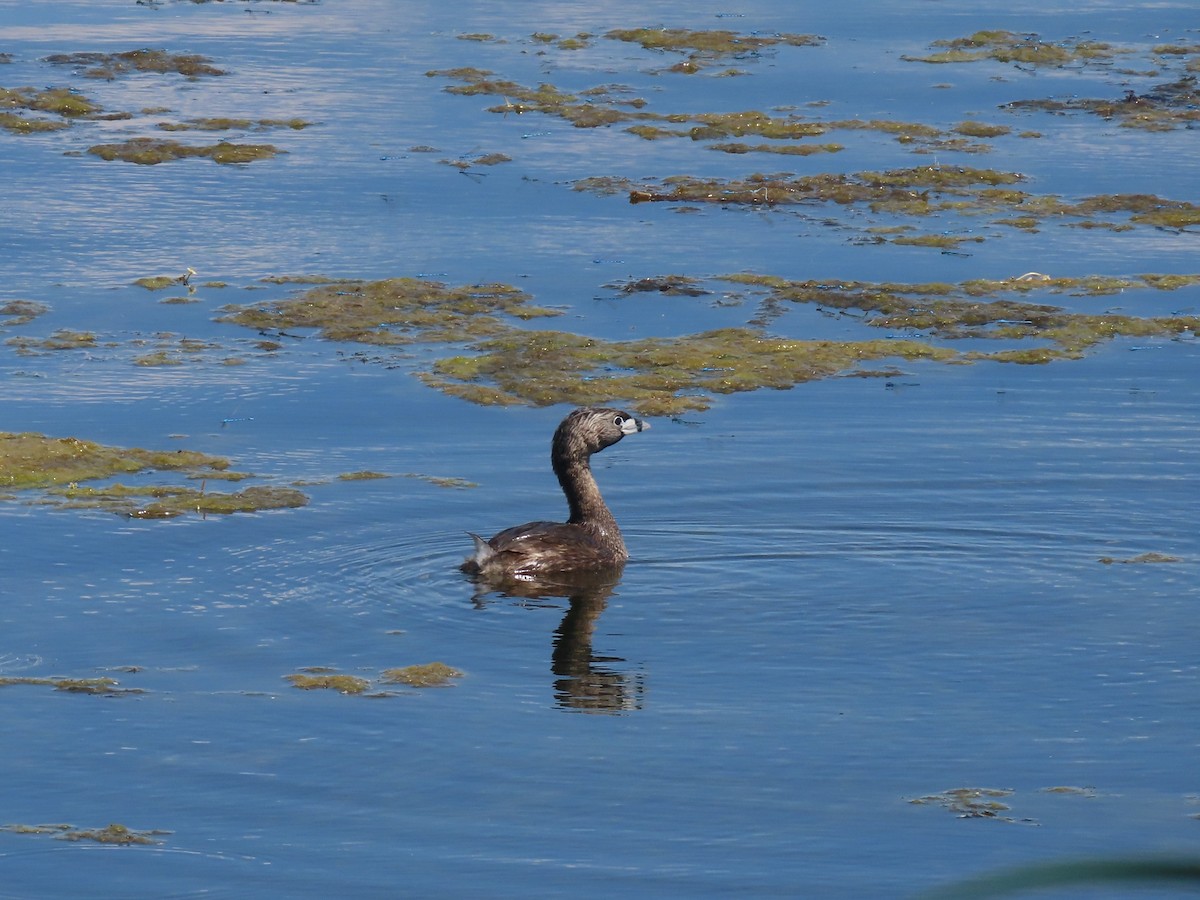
[467,566,643,714]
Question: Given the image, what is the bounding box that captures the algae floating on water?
[44,49,226,79]
[1,822,169,844]
[0,432,230,489]
[285,672,372,694]
[380,662,464,687]
[87,137,282,165]
[219,277,561,345]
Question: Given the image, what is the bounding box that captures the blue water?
[2,2,1198,897]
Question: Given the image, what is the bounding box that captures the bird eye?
[613,416,625,427]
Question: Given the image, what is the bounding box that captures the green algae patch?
[612,275,710,297]
[285,663,465,696]
[605,28,822,72]
[133,351,184,367]
[0,675,144,695]
[954,120,1011,138]
[1,85,99,132]
[338,470,391,481]
[157,116,313,132]
[403,474,478,489]
[7,329,101,352]
[719,272,1200,358]
[45,50,225,79]
[48,483,308,518]
[0,432,230,490]
[380,662,464,687]
[87,138,281,165]
[904,31,1125,67]
[601,166,1200,235]
[285,672,371,694]
[219,277,560,345]
[1098,551,1182,565]
[910,788,1028,823]
[1008,77,1200,131]
[709,140,843,157]
[2,823,169,845]
[0,111,71,134]
[0,300,49,326]
[611,165,1025,211]
[422,327,958,416]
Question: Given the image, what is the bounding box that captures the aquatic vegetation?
[1098,551,1182,565]
[0,431,229,489]
[903,31,1125,67]
[604,28,822,72]
[285,671,371,694]
[0,111,70,134]
[157,116,312,131]
[1007,76,1200,131]
[402,474,478,489]
[44,50,226,79]
[428,67,982,153]
[2,823,168,844]
[720,272,1200,357]
[611,165,1023,212]
[954,120,1010,138]
[0,85,98,132]
[909,788,1029,823]
[6,329,101,352]
[422,326,957,416]
[219,277,560,345]
[49,483,309,517]
[338,471,391,481]
[610,275,710,296]
[285,663,463,694]
[0,300,49,326]
[87,137,281,164]
[379,662,464,687]
[134,270,195,289]
[213,267,1198,415]
[440,151,511,169]
[585,166,1200,235]
[0,675,144,695]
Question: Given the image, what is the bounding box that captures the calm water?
[2,1,1198,897]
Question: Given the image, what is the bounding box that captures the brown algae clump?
[44,50,226,79]
[285,671,371,694]
[422,327,957,416]
[0,300,50,326]
[719,272,1200,358]
[1098,551,1182,565]
[0,675,144,695]
[50,484,308,518]
[0,432,229,489]
[220,277,560,345]
[910,787,1024,822]
[2,823,168,845]
[87,138,281,165]
[380,663,464,687]
[0,86,99,132]
[605,28,823,68]
[1007,78,1200,131]
[903,31,1124,67]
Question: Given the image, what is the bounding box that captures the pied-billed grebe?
[462,407,650,579]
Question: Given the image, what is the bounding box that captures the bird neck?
[555,452,619,535]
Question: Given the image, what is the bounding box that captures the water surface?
[2,1,1198,897]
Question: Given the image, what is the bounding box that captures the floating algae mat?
[218,271,1200,416]
[0,432,306,517]
[219,276,562,344]
[0,432,230,489]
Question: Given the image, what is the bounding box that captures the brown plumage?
[461,407,650,580]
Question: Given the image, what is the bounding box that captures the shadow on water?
[466,565,643,715]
